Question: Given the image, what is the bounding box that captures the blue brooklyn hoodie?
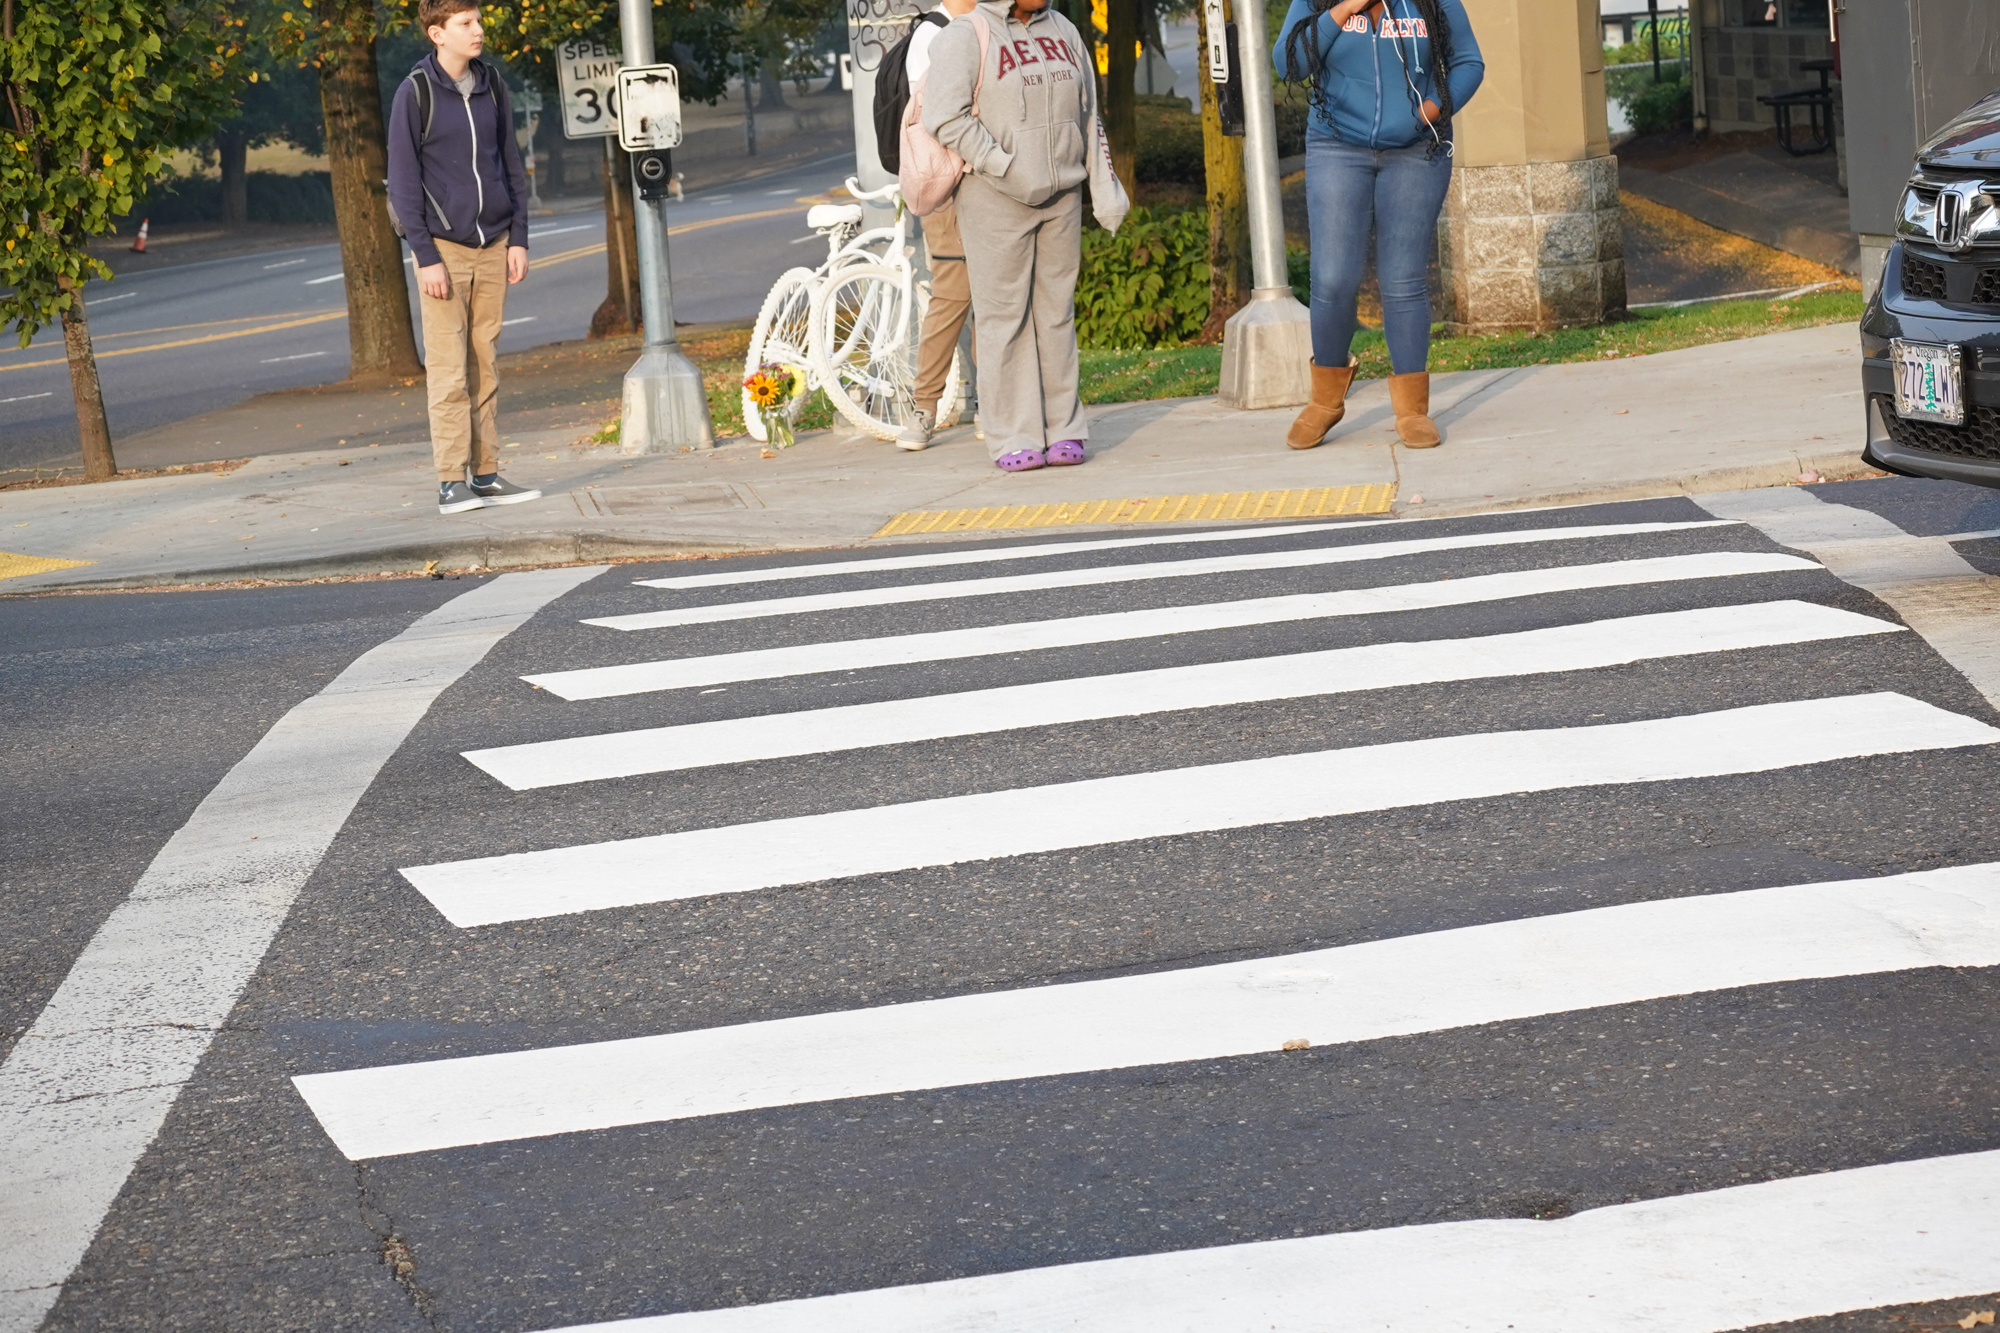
[1271,0,1484,150]
[386,54,529,269]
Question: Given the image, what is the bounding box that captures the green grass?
[1079,288,1861,403]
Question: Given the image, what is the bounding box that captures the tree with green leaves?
[1,0,243,479]
[207,55,324,225]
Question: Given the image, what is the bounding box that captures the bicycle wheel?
[811,263,919,441]
[743,267,819,443]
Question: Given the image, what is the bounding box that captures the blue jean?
[1304,136,1452,374]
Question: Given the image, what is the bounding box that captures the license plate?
[1891,338,1965,425]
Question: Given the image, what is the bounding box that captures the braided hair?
[1281,0,1457,160]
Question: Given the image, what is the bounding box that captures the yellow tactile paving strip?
[0,551,93,581]
[873,485,1397,538]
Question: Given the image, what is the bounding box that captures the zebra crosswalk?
[285,498,2000,1331]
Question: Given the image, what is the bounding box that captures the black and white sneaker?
[470,474,543,506]
[438,481,486,514]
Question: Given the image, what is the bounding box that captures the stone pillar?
[1436,0,1625,333]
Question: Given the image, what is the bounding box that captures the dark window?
[1784,0,1829,24]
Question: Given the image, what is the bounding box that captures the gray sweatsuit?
[921,0,1128,460]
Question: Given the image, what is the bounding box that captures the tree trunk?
[1103,0,1138,196]
[219,129,249,226]
[590,140,641,338]
[1196,0,1250,341]
[57,278,116,481]
[318,11,422,383]
[758,59,789,110]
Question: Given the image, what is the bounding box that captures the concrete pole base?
[1218,288,1313,410]
[620,344,715,453]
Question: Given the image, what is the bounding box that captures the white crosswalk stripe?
[528,551,1816,699]
[277,507,2000,1332]
[584,520,1737,630]
[406,693,1993,927]
[295,862,2000,1159]
[470,601,1899,789]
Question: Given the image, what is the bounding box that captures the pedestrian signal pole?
[1218,0,1311,409]
[616,0,714,450]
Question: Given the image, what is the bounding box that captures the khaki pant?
[915,201,972,415]
[955,176,1087,460]
[421,237,507,482]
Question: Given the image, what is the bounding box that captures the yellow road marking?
[872,485,1399,537]
[528,241,608,270]
[671,205,800,235]
[0,311,350,373]
[0,551,93,581]
[0,310,327,355]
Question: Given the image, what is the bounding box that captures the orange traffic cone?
[130,218,150,253]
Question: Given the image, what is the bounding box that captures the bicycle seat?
[807,203,864,231]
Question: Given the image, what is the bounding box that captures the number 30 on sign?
[557,38,621,140]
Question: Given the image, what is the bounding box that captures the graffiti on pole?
[847,0,925,73]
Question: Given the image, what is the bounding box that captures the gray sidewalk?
[0,323,1870,593]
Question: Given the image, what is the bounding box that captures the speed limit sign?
[555,38,621,139]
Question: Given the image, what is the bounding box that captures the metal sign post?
[1217,0,1311,409]
[613,0,713,451]
[845,0,924,230]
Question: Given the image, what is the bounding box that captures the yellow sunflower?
[744,371,784,407]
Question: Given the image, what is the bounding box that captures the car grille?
[1974,268,2000,303]
[1903,254,1949,300]
[1877,393,2000,461]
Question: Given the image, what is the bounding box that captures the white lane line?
[305,272,345,285]
[531,1151,2000,1333]
[0,392,54,405]
[262,258,309,269]
[260,351,329,363]
[472,601,1902,790]
[529,552,1821,700]
[639,520,1403,589]
[501,317,537,327]
[0,566,606,1333]
[788,234,820,244]
[530,224,596,239]
[298,858,2000,1160]
[585,521,1739,631]
[404,692,1995,928]
[301,861,2000,1158]
[85,292,135,306]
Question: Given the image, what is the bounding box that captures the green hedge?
[115,171,336,228]
[1621,70,1693,135]
[1076,206,1212,348]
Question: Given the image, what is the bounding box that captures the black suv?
[1862,89,2000,487]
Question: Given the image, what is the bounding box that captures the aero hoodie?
[921,0,1128,231]
[1271,0,1484,150]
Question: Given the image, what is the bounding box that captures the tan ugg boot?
[1389,371,1441,447]
[1285,359,1358,450]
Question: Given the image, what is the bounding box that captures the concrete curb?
[1402,448,1881,521]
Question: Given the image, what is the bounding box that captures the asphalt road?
[0,155,860,473]
[5,487,2000,1332]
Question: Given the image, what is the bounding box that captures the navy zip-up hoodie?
[1271,0,1483,150]
[386,54,529,268]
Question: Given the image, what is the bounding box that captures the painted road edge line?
[529,552,1823,701]
[403,692,1998,928]
[583,520,1740,631]
[527,1149,2000,1332]
[297,861,2000,1159]
[0,565,606,1333]
[468,600,1902,790]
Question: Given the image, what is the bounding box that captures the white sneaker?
[898,408,935,452]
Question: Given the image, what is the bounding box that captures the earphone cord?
[1384,0,1445,154]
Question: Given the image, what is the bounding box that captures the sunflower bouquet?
[743,361,809,447]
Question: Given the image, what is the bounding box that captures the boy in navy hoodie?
[387,0,542,515]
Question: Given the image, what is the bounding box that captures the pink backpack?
[899,11,991,217]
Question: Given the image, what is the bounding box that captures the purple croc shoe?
[996,448,1046,471]
[1045,440,1086,466]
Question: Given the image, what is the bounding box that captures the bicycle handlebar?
[844,176,903,203]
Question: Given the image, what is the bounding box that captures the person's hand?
[417,262,450,300]
[507,245,529,284]
[1421,98,1441,123]
[1327,0,1375,25]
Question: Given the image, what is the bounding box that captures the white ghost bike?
[742,177,963,443]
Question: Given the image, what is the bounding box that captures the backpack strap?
[968,10,991,106]
[406,68,434,145]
